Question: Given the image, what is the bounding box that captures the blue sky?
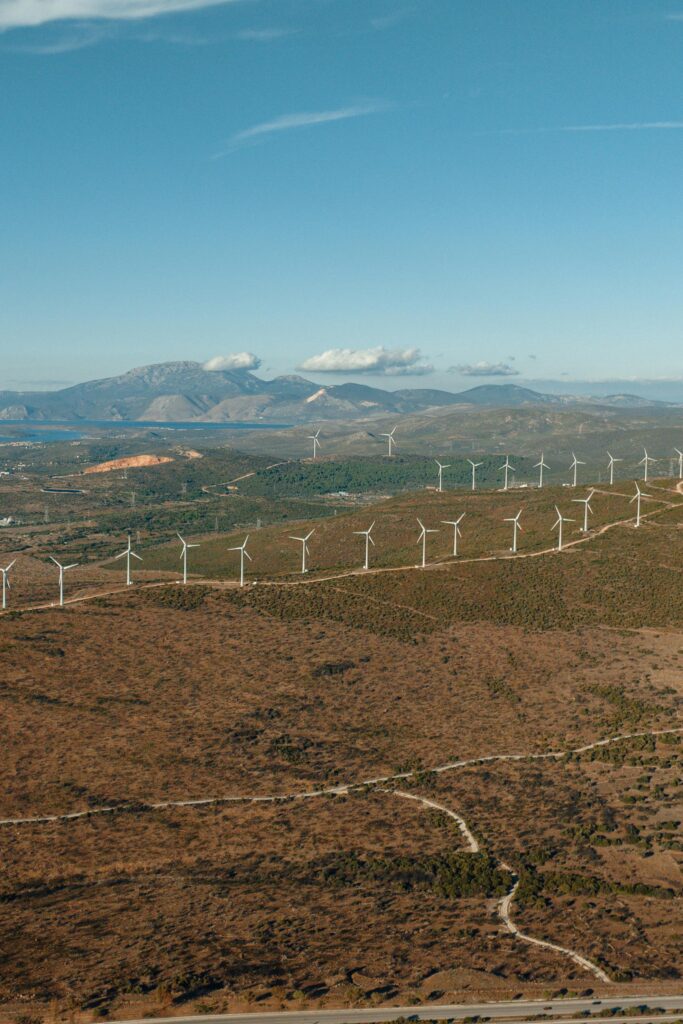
[2,0,683,394]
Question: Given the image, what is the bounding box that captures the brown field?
[1,465,682,1023]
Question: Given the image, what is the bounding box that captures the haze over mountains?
[0,361,674,425]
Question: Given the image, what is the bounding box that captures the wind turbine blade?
[245,551,253,561]
[49,556,61,567]
[131,552,143,561]
[114,550,127,560]
[64,563,79,571]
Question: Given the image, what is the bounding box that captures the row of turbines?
[0,478,655,610]
[307,428,683,491]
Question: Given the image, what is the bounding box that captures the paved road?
[109,995,683,1024]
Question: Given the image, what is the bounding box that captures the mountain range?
[0,361,673,424]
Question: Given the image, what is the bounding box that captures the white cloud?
[223,101,390,151]
[203,352,262,372]
[299,346,433,376]
[0,0,238,31]
[451,361,520,378]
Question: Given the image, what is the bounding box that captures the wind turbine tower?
[606,452,622,486]
[308,429,321,460]
[177,533,200,585]
[290,529,315,573]
[435,459,450,493]
[552,506,573,551]
[353,521,375,570]
[228,536,252,587]
[630,482,650,528]
[504,509,523,553]
[500,456,515,491]
[572,488,595,533]
[639,448,657,483]
[569,453,585,487]
[0,559,16,610]
[416,518,438,569]
[115,534,142,586]
[467,459,483,491]
[50,556,78,607]
[676,448,683,480]
[381,426,397,457]
[534,453,549,488]
[441,514,465,557]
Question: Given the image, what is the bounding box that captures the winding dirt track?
[3,729,681,984]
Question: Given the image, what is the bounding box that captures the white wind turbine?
[569,452,585,487]
[353,521,375,570]
[228,535,252,587]
[416,517,438,569]
[504,509,523,553]
[630,482,650,528]
[381,426,397,457]
[308,429,321,460]
[675,448,683,480]
[534,453,549,488]
[290,528,315,574]
[1,559,16,610]
[467,459,483,491]
[639,447,657,483]
[606,451,622,486]
[441,513,465,557]
[552,506,574,551]
[50,556,78,607]
[500,455,515,491]
[115,534,142,586]
[572,488,595,533]
[177,532,200,585]
[435,459,450,493]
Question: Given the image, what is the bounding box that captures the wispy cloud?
[0,0,240,32]
[503,121,683,135]
[219,101,390,154]
[370,6,415,30]
[234,27,295,42]
[6,21,108,50]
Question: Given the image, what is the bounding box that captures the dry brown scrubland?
[0,500,682,1022]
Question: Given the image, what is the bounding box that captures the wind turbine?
[552,506,574,551]
[534,453,549,488]
[308,429,321,460]
[675,448,683,480]
[441,513,465,557]
[381,426,397,457]
[228,535,252,587]
[290,528,315,573]
[353,521,375,570]
[435,459,450,493]
[500,456,515,491]
[467,459,483,491]
[606,451,622,486]
[630,482,650,528]
[114,534,142,586]
[569,452,585,487]
[504,509,523,553]
[416,517,438,569]
[639,447,657,483]
[50,556,78,607]
[572,488,595,533]
[0,559,16,610]
[177,533,200,585]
